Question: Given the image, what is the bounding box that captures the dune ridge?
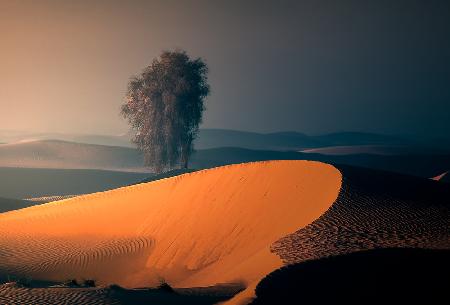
[272,165,450,264]
[0,160,342,304]
[0,197,35,213]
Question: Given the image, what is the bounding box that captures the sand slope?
[1,138,450,181]
[0,197,35,213]
[0,161,342,304]
[251,248,450,305]
[272,165,450,263]
[0,284,235,305]
[0,167,149,199]
[301,145,411,155]
[0,140,146,172]
[191,147,450,178]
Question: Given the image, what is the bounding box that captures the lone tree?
[121,50,209,173]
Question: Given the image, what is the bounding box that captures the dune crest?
[0,160,342,304]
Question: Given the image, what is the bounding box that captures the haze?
[1,0,449,138]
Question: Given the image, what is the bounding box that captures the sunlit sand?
[0,160,341,304]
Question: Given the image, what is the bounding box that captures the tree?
[121,50,209,173]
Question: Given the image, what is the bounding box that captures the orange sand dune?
[0,161,341,304]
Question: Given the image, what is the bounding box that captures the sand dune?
[0,197,35,213]
[1,161,447,304]
[272,165,449,263]
[0,130,133,148]
[191,147,450,178]
[1,138,450,182]
[0,284,235,305]
[250,248,450,304]
[0,161,342,304]
[301,145,410,155]
[244,165,449,304]
[0,140,146,172]
[1,129,412,151]
[0,167,149,199]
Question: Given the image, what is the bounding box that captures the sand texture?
[0,160,342,304]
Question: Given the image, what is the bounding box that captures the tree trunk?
[181,144,189,169]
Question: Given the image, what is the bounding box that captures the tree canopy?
[121,50,209,173]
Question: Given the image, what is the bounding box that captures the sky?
[1,0,449,138]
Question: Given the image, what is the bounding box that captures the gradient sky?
[1,0,449,138]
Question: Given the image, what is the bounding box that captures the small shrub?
[157,281,174,293]
[83,279,96,287]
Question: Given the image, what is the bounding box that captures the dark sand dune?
[195,130,450,152]
[250,248,449,305]
[0,283,236,305]
[194,129,323,150]
[326,153,450,178]
[0,140,145,172]
[301,144,417,155]
[0,197,35,213]
[314,131,406,146]
[191,147,450,178]
[1,138,449,182]
[0,131,133,148]
[272,165,449,263]
[250,165,449,304]
[2,129,414,151]
[0,167,149,199]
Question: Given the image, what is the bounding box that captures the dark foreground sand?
[250,248,449,305]
[0,283,242,305]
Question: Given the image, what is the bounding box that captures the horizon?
[2,127,450,144]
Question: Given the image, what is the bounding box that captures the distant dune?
[1,134,449,181]
[0,140,146,172]
[0,197,35,213]
[194,129,323,150]
[0,139,449,206]
[0,131,133,148]
[301,144,413,155]
[3,129,433,151]
[0,167,149,199]
[0,161,342,304]
[191,147,450,178]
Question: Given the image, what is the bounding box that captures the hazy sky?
[1,0,449,137]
